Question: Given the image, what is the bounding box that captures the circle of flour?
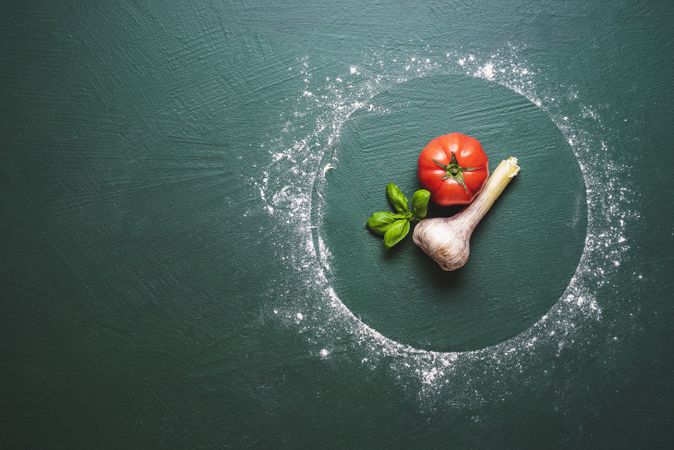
[255,45,637,404]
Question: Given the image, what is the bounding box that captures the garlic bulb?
[413,157,520,271]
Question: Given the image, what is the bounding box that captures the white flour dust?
[253,45,638,405]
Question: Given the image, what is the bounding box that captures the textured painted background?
[1,1,673,448]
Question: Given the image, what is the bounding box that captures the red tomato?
[418,133,489,206]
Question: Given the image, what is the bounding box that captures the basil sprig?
[366,211,397,236]
[411,189,431,220]
[386,183,409,213]
[366,183,431,249]
[384,219,410,249]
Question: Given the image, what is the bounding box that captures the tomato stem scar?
[432,153,485,193]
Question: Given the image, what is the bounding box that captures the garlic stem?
[457,156,520,232]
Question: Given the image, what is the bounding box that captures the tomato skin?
[418,133,489,206]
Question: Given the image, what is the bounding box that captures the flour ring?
[261,46,633,393]
[311,76,584,356]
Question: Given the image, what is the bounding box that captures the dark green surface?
[1,1,673,449]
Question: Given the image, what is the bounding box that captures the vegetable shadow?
[380,233,410,260]
[413,245,467,293]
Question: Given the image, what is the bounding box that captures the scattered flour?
[253,44,638,407]
[474,62,495,80]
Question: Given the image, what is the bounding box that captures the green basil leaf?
[386,183,409,214]
[411,189,431,219]
[383,219,410,249]
[366,211,397,236]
